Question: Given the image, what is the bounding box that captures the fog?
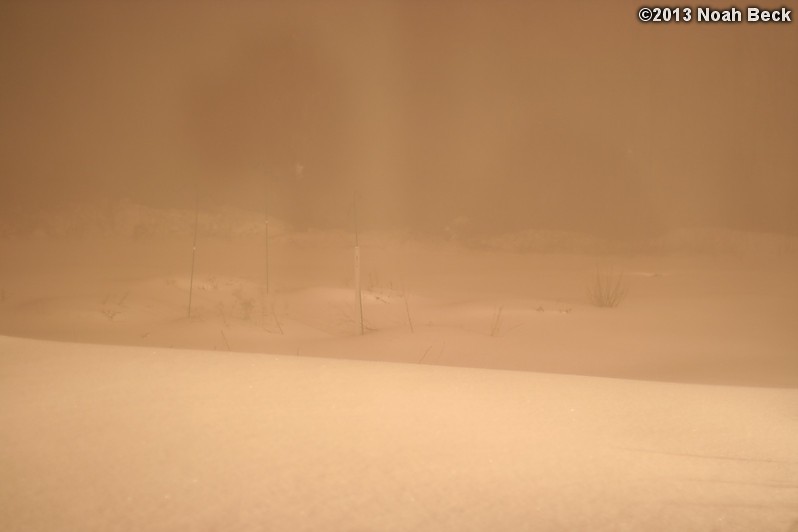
[2,0,796,238]
[3,3,798,530]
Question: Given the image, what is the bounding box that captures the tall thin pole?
[187,189,200,318]
[264,173,271,294]
[353,192,364,335]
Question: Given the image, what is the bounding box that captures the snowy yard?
[1,228,797,530]
[2,335,797,531]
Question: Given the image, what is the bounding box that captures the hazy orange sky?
[1,1,796,237]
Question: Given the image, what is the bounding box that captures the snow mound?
[1,335,797,531]
[0,201,292,239]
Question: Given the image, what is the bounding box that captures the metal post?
[187,190,200,318]
[353,193,364,335]
[264,173,270,294]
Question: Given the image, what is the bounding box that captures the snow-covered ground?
[1,216,796,386]
[1,205,797,529]
[2,335,797,531]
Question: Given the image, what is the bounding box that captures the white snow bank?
[482,227,798,257]
[4,201,798,257]
[2,201,292,239]
[1,335,797,531]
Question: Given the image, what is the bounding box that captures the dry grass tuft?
[588,268,628,308]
